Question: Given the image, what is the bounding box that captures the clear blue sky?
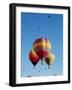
[21,12,63,77]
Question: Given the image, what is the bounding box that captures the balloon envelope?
[29,50,40,66]
[45,53,55,66]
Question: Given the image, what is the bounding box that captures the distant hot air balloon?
[29,50,40,68]
[33,38,51,64]
[45,52,55,69]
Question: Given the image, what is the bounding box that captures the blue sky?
[21,12,63,77]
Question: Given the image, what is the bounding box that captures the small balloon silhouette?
[48,16,50,18]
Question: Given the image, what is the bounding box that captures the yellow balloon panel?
[33,39,51,50]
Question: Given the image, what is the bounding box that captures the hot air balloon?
[29,50,40,68]
[33,38,51,64]
[45,52,55,69]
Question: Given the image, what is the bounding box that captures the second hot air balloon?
[44,52,55,68]
[29,50,40,68]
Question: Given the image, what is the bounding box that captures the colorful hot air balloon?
[33,38,51,60]
[45,52,55,68]
[29,50,40,68]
